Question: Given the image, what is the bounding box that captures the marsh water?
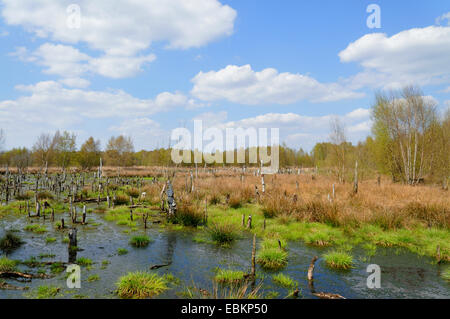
[0,206,448,299]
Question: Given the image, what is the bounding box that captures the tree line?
[0,87,448,185]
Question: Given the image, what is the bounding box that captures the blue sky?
[0,0,449,151]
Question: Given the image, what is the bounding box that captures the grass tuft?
[323,250,353,270]
[116,271,168,299]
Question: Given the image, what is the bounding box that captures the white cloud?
[193,111,228,128]
[0,81,192,138]
[211,108,372,150]
[436,12,450,26]
[191,64,364,104]
[1,0,236,80]
[13,43,156,82]
[110,118,169,151]
[340,26,450,89]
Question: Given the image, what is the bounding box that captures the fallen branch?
[307,256,345,299]
[150,263,171,270]
[0,281,29,290]
[0,271,51,279]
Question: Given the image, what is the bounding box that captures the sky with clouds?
[0,0,449,152]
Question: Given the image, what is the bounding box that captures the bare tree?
[329,117,348,183]
[32,133,56,168]
[372,86,437,184]
[53,130,77,169]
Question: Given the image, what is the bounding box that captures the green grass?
[0,257,17,272]
[25,285,60,299]
[256,248,288,270]
[323,250,353,270]
[87,274,100,282]
[129,235,151,248]
[45,237,57,244]
[50,262,65,274]
[76,257,93,267]
[117,248,128,255]
[272,273,298,288]
[214,269,246,284]
[442,267,450,281]
[116,271,169,299]
[208,223,237,245]
[24,224,47,233]
[0,233,22,252]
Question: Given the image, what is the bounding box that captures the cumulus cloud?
[191,64,364,104]
[339,25,450,89]
[0,81,193,147]
[2,0,236,81]
[209,108,372,150]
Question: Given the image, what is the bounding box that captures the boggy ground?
[0,167,449,298]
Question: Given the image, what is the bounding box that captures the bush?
[36,191,54,200]
[15,191,34,201]
[126,187,140,199]
[171,201,204,227]
[114,194,129,205]
[116,271,168,299]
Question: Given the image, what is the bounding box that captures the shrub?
[116,271,168,299]
[15,191,34,201]
[171,202,204,227]
[117,248,128,255]
[126,187,140,198]
[323,250,353,270]
[228,193,242,209]
[129,235,151,248]
[36,191,54,200]
[208,223,236,245]
[114,194,129,205]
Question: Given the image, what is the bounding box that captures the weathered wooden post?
[144,213,148,229]
[307,256,318,282]
[51,208,54,222]
[251,234,256,279]
[167,181,177,218]
[332,184,335,199]
[242,214,245,227]
[82,205,87,225]
[261,174,265,193]
[353,161,358,194]
[36,201,41,217]
[107,195,110,208]
[61,218,65,229]
[247,215,252,229]
[130,209,133,221]
[68,228,77,249]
